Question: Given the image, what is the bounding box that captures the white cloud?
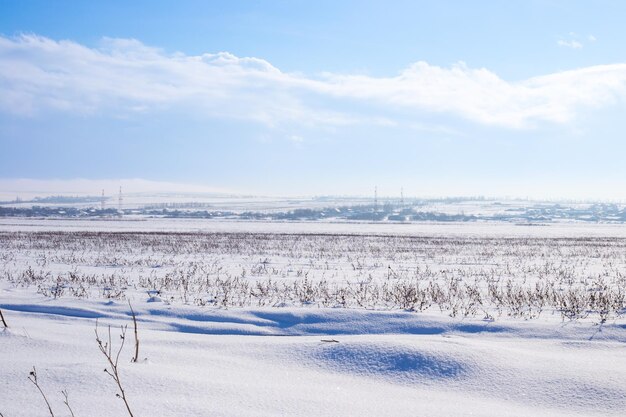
[557,32,596,49]
[320,61,626,128]
[557,39,583,49]
[2,34,626,129]
[0,34,348,127]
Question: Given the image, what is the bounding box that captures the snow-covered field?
[2,219,626,416]
[5,217,626,237]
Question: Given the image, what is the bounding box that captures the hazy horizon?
[1,178,626,204]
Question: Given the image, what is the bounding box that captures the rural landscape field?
[2,212,626,416]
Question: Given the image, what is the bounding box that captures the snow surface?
[1,218,626,416]
[1,292,625,417]
[4,217,626,237]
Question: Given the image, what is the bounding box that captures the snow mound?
[307,340,468,382]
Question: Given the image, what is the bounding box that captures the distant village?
[2,196,626,223]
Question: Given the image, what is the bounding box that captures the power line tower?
[118,186,123,212]
[101,189,105,211]
[400,187,404,208]
[374,186,378,212]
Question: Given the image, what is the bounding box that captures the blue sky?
[1,0,626,199]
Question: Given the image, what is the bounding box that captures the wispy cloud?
[557,32,596,49]
[557,39,583,49]
[2,34,626,129]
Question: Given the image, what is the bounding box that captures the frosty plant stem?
[27,366,55,417]
[62,389,76,417]
[95,321,135,417]
[128,300,140,363]
[0,308,7,328]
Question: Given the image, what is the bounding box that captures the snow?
[4,217,626,237]
[1,295,625,417]
[1,218,626,416]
